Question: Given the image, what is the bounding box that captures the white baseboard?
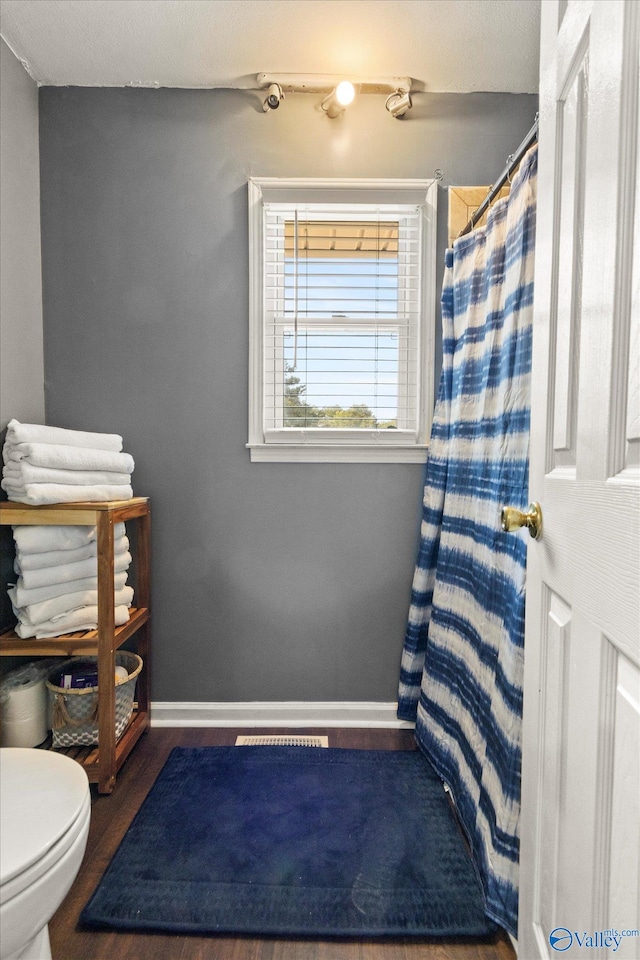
[150,701,415,729]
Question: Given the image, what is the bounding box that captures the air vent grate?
[235,735,329,747]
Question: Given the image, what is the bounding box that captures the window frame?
[247,177,438,463]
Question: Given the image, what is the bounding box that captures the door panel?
[552,46,588,468]
[609,653,640,926]
[534,589,572,942]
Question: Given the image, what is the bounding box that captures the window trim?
[247,177,438,463]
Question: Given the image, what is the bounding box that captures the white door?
[518,2,640,959]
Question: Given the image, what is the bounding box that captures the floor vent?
[235,735,329,747]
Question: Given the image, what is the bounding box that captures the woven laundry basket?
[46,651,142,748]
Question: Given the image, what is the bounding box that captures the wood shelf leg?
[97,511,116,793]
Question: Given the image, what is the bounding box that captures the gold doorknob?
[501,502,543,540]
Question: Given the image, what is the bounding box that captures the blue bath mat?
[80,746,495,938]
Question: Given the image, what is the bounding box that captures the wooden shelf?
[1,498,151,794]
[35,709,150,781]
[0,607,149,655]
[0,497,149,525]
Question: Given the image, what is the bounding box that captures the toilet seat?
[0,749,90,902]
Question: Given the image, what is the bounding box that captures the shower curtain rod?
[456,115,539,239]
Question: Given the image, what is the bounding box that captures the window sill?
[247,444,429,463]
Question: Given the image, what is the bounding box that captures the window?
[248,178,437,462]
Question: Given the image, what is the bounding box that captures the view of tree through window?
[283,363,398,428]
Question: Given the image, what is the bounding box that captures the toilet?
[0,748,91,960]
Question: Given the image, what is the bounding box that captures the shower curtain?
[398,144,537,937]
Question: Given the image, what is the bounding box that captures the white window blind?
[248,179,437,462]
[264,205,422,442]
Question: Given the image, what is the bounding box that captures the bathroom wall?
[38,87,537,703]
[0,39,45,431]
[0,40,45,635]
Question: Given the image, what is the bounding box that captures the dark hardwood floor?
[49,727,517,960]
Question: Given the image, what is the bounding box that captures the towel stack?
[1,419,134,505]
[9,523,134,638]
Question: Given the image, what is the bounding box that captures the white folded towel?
[3,483,134,505]
[15,540,97,571]
[17,585,134,626]
[3,442,134,474]
[18,551,132,590]
[5,419,123,452]
[15,604,131,639]
[14,536,129,572]
[12,522,125,555]
[3,462,132,486]
[8,571,129,609]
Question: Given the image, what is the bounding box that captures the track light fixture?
[262,83,283,112]
[321,81,356,118]
[256,74,413,119]
[385,89,412,119]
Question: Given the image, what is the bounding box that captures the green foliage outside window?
[284,366,397,429]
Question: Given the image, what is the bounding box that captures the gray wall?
[38,87,536,703]
[0,39,45,431]
[0,40,45,637]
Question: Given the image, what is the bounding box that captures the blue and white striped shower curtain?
[398,144,537,937]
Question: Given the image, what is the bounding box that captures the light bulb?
[335,81,355,106]
[321,81,356,118]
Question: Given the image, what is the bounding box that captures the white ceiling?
[0,0,540,93]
